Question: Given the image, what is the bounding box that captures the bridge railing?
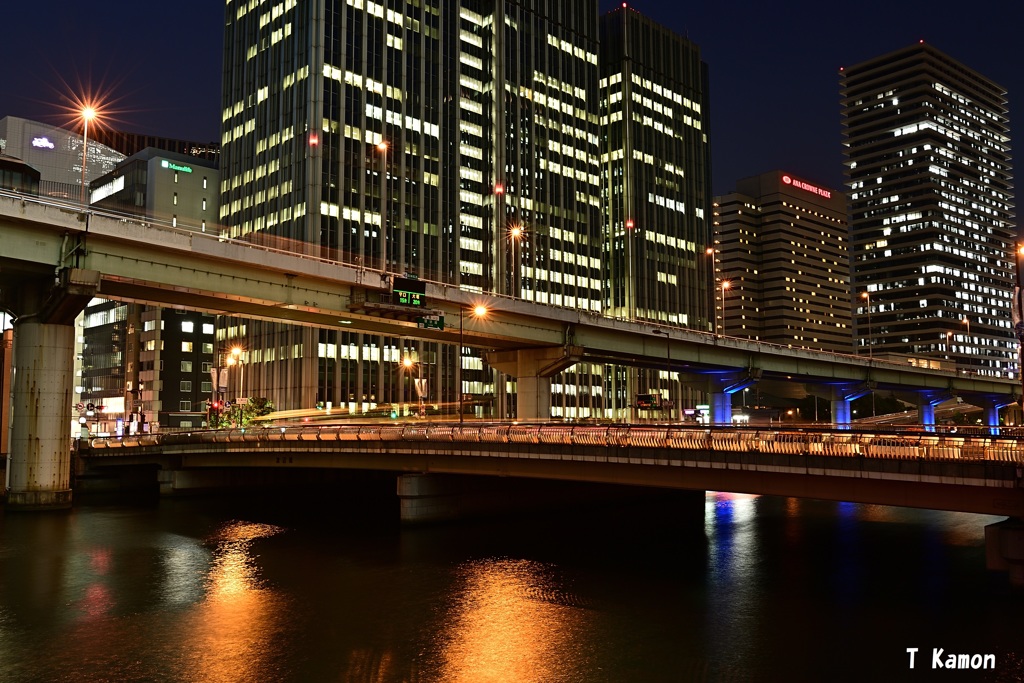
[81,423,1024,464]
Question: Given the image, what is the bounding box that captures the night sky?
[1,1,1021,200]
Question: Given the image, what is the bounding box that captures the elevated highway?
[0,191,1015,409]
[0,191,1018,509]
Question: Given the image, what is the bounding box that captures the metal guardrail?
[82,423,1024,464]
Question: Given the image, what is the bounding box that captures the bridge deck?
[80,424,1024,516]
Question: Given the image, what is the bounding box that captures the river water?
[0,487,1021,683]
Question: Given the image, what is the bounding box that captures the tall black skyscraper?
[841,42,1016,377]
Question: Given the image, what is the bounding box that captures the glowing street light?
[508,223,524,296]
[720,280,732,336]
[226,346,245,399]
[458,304,489,423]
[861,291,872,359]
[378,139,389,272]
[79,105,97,205]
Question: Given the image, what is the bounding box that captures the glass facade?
[219,0,611,418]
[598,6,713,418]
[841,43,1016,377]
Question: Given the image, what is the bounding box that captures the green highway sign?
[417,316,445,330]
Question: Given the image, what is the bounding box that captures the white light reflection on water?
[435,558,590,683]
[704,492,761,674]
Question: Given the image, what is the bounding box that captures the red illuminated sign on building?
[781,174,832,199]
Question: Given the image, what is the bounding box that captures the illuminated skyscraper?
[599,5,712,417]
[219,0,605,417]
[841,42,1016,376]
[713,171,850,352]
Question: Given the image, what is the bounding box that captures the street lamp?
[508,223,524,297]
[651,329,673,421]
[720,280,732,336]
[377,140,388,273]
[458,304,489,424]
[79,106,97,205]
[227,347,245,425]
[945,331,953,359]
[401,355,415,415]
[706,247,717,332]
[861,291,872,359]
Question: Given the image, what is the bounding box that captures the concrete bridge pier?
[831,382,875,428]
[979,397,1015,433]
[5,269,98,511]
[485,345,584,421]
[705,370,760,424]
[7,318,76,509]
[985,518,1024,588]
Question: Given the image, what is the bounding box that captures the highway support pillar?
[704,369,761,425]
[5,269,99,511]
[978,397,1015,434]
[916,392,953,432]
[831,382,875,429]
[485,345,583,421]
[985,518,1024,588]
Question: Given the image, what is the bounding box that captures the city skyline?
[0,1,1019,203]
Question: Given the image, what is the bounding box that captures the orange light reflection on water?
[176,520,288,683]
[437,558,586,683]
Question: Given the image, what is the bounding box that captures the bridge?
[0,190,1019,509]
[79,422,1024,584]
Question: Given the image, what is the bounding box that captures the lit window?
[182,341,193,352]
[181,361,193,372]
[182,321,194,333]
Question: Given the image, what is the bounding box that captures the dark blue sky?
[1,1,1021,198]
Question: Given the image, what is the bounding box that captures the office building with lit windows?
[599,5,712,416]
[219,0,607,418]
[841,42,1016,376]
[81,149,221,433]
[0,116,124,201]
[713,171,850,352]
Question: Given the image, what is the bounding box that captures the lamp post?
[720,280,731,336]
[377,140,388,273]
[861,291,872,359]
[651,329,672,421]
[945,331,953,359]
[626,219,635,320]
[509,223,524,297]
[401,355,415,416]
[79,106,96,205]
[706,247,717,332]
[458,304,488,424]
[227,347,245,425]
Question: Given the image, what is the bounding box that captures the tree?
[238,397,274,427]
